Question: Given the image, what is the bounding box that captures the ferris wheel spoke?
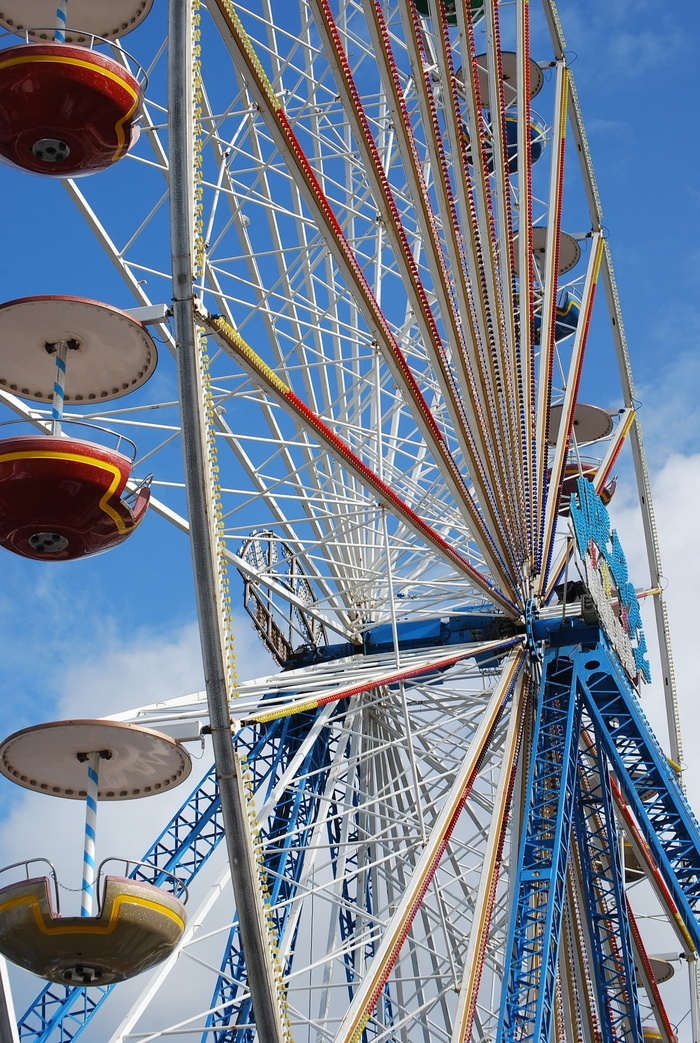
[197,87,347,402]
[609,775,695,956]
[406,4,528,566]
[207,313,518,612]
[450,685,528,1043]
[537,232,604,589]
[421,2,534,570]
[480,6,520,415]
[205,1,526,585]
[626,902,677,1043]
[533,60,568,568]
[309,1,519,575]
[217,414,487,616]
[213,412,365,632]
[372,1,527,571]
[511,4,537,571]
[209,669,509,1038]
[562,871,601,1043]
[430,4,528,556]
[207,713,342,1039]
[65,178,172,316]
[248,640,522,723]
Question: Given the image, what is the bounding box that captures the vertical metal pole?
[0,958,19,1043]
[51,341,67,437]
[690,957,700,1043]
[80,752,99,917]
[167,3,284,1041]
[54,0,67,42]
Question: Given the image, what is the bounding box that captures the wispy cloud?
[611,452,700,800]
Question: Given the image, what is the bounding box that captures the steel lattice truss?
[0,2,696,1043]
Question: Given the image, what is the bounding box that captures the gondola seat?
[0,875,186,985]
[0,42,142,176]
[0,434,149,559]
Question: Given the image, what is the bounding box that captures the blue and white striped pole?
[51,341,67,437]
[80,752,100,917]
[55,0,67,42]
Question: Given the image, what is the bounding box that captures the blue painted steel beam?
[574,723,644,1043]
[499,649,582,1043]
[323,740,395,1042]
[205,709,335,1041]
[573,638,700,952]
[289,609,517,667]
[205,703,396,1043]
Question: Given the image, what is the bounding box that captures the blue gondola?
[462,111,546,174]
[534,290,581,343]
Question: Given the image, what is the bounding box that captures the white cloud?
[0,611,273,899]
[555,0,687,77]
[610,452,700,803]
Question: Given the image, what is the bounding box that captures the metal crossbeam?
[499,651,582,1043]
[574,727,643,1043]
[574,640,700,951]
[206,710,335,1040]
[327,759,372,998]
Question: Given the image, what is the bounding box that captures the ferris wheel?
[0,1,695,1042]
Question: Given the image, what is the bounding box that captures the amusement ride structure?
[0,1,695,1042]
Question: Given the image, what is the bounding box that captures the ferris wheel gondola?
[0,1,151,176]
[0,720,190,985]
[0,295,156,559]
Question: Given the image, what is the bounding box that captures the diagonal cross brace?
[574,727,644,1043]
[573,639,700,953]
[499,650,582,1043]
